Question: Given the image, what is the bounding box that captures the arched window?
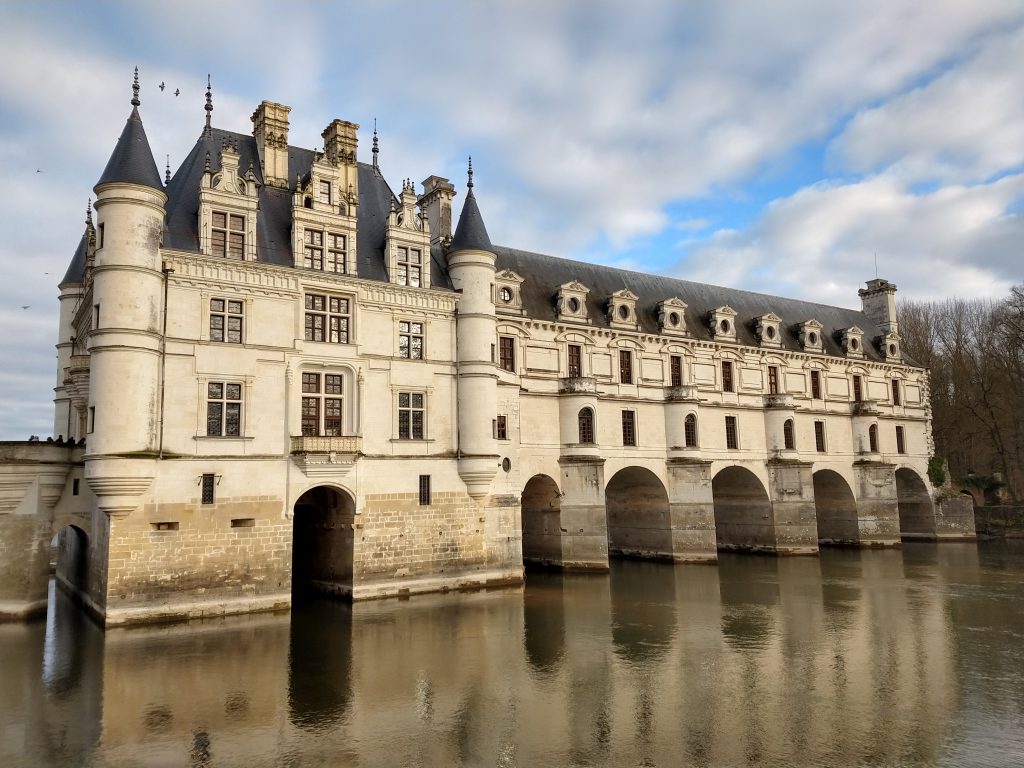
[684,413,698,447]
[868,423,878,453]
[783,419,795,450]
[578,407,595,444]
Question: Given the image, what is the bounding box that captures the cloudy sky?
[0,0,1022,439]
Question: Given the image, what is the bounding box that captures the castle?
[0,74,974,627]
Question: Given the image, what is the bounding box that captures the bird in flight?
[174,88,180,97]
[159,81,166,91]
[21,305,30,310]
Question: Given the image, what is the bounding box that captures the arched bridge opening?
[896,468,936,538]
[292,486,356,599]
[813,470,859,546]
[521,474,563,569]
[712,467,775,552]
[605,466,672,560]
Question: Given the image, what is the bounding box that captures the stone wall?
[973,505,1024,538]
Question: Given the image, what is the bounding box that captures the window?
[206,382,242,437]
[326,233,347,273]
[896,425,906,454]
[892,379,901,406]
[212,211,245,259]
[853,375,863,403]
[722,360,734,393]
[398,392,425,439]
[498,286,513,304]
[319,180,331,204]
[201,473,215,505]
[304,294,350,343]
[768,366,779,395]
[621,410,637,446]
[814,421,826,452]
[868,423,878,452]
[303,229,323,269]
[619,350,633,384]
[419,475,431,505]
[301,373,343,436]
[684,413,698,447]
[93,304,100,328]
[578,407,595,444]
[399,321,424,359]
[72,479,80,496]
[98,223,105,249]
[810,370,822,399]
[499,336,516,372]
[725,415,738,449]
[568,344,582,378]
[396,246,422,287]
[304,229,346,273]
[494,415,508,440]
[784,419,795,450]
[210,298,243,343]
[88,407,95,433]
[670,355,683,387]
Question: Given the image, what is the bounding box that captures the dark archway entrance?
[521,474,562,568]
[292,486,356,598]
[51,524,89,601]
[605,467,672,560]
[896,468,936,538]
[712,466,774,552]
[813,470,859,546]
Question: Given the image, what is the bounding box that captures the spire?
[204,74,213,137]
[95,68,163,191]
[165,155,171,184]
[86,198,93,227]
[62,199,94,285]
[372,118,379,170]
[449,157,492,253]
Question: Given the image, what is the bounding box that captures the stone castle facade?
[0,76,974,627]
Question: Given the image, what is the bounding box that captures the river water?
[1,541,1022,767]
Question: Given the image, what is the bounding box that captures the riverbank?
[974,505,1024,538]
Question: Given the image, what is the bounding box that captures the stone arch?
[292,485,357,599]
[51,524,89,601]
[605,466,672,560]
[896,467,936,538]
[521,474,563,568]
[712,466,775,551]
[813,469,859,546]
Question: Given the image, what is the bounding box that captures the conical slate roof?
[60,227,90,286]
[95,106,163,190]
[449,185,492,253]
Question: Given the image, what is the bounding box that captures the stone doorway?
[711,466,775,552]
[51,524,89,602]
[813,470,860,546]
[292,486,356,598]
[521,474,563,568]
[605,467,672,560]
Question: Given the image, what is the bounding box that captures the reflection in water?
[2,543,1023,767]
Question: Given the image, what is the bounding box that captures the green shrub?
[927,456,946,487]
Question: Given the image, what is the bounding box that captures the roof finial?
[204,74,213,136]
[131,66,140,108]
[165,154,171,184]
[467,155,474,189]
[372,118,379,170]
[86,198,93,226]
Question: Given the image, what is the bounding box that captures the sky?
[0,0,1022,439]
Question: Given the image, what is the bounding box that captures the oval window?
[499,287,513,303]
[720,319,731,333]
[501,457,512,472]
[668,312,680,326]
[888,343,897,356]
[567,297,580,313]
[618,305,630,320]
[765,326,776,340]
[850,338,858,351]
[808,332,818,345]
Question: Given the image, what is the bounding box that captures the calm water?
[2,541,1023,767]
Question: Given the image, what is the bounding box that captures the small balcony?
[851,400,880,416]
[559,376,597,395]
[665,384,700,402]
[763,393,794,409]
[290,435,362,455]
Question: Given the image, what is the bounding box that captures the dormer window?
[557,281,591,324]
[657,298,688,336]
[709,306,738,342]
[319,180,331,204]
[880,331,902,363]
[397,246,423,287]
[756,313,782,349]
[608,289,639,330]
[841,326,865,358]
[799,319,824,353]
[495,269,525,315]
[211,211,245,259]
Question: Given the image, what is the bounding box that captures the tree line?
[898,286,1024,503]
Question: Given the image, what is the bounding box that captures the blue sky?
[1,0,1023,439]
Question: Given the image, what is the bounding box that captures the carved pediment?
[709,305,738,341]
[658,297,688,336]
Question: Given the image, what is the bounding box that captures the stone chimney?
[322,119,358,166]
[251,101,291,188]
[858,278,899,335]
[419,175,457,246]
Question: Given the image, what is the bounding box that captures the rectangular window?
[319,180,331,204]
[853,375,863,402]
[419,475,431,505]
[725,415,738,449]
[326,233,347,273]
[670,355,683,387]
[896,425,906,454]
[810,370,822,399]
[206,381,242,437]
[152,521,179,531]
[620,350,633,384]
[98,223,104,249]
[892,379,901,405]
[210,298,243,343]
[301,372,343,436]
[495,415,508,440]
[814,421,826,452]
[396,246,422,287]
[304,294,350,343]
[201,473,216,505]
[212,211,245,259]
[499,336,516,372]
[399,321,424,359]
[568,344,582,378]
[303,228,324,270]
[72,479,80,496]
[88,407,95,433]
[398,392,425,439]
[768,366,779,395]
[93,304,100,328]
[722,360,734,393]
[621,410,637,446]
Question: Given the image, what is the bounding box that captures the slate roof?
[492,246,905,365]
[61,228,89,286]
[449,187,492,253]
[95,107,163,191]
